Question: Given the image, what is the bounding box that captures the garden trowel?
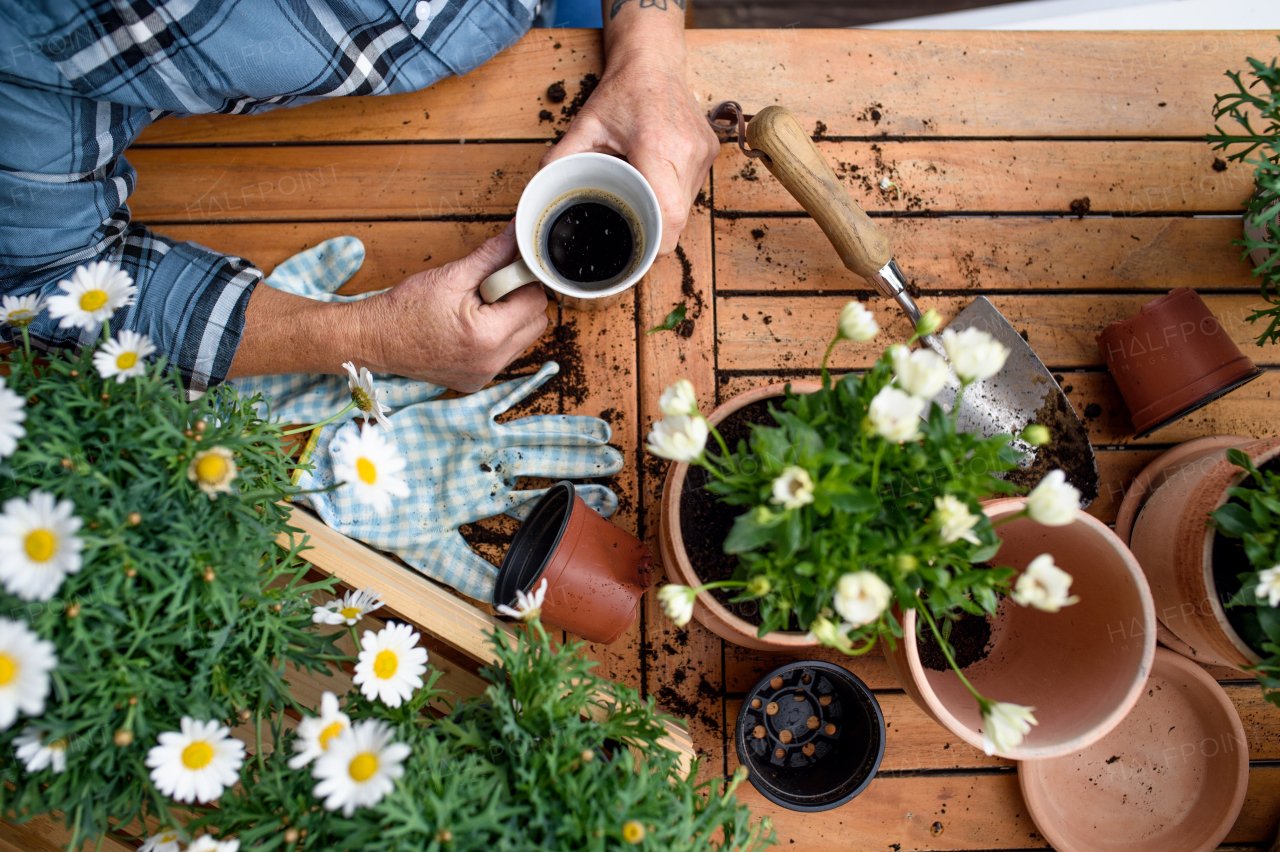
[709,103,1098,504]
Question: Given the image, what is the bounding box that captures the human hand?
[359,222,549,392]
[541,48,719,256]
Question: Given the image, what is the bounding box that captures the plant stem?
[917,604,987,707]
[870,441,887,492]
[20,325,30,357]
[282,400,357,436]
[820,336,841,382]
[349,623,363,653]
[706,417,733,463]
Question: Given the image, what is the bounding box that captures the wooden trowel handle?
[746,105,893,281]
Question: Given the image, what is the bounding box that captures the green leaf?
[647,304,687,335]
[723,510,778,553]
[1213,503,1258,538]
[829,487,879,513]
[968,541,1002,563]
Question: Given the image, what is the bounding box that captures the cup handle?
[480,259,538,304]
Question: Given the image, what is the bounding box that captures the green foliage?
[1206,38,1280,346]
[703,353,1021,641]
[0,340,340,844]
[648,304,688,335]
[1210,448,1280,707]
[211,623,774,852]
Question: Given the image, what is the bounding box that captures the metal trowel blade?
[936,297,1099,506]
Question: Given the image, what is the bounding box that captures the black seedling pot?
[735,660,885,812]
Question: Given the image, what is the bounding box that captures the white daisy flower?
[1257,565,1280,608]
[658,379,699,417]
[0,490,84,602]
[187,446,238,499]
[657,584,696,627]
[890,344,949,400]
[832,571,893,628]
[92,330,156,384]
[145,717,245,804]
[1024,470,1081,527]
[838,300,879,342]
[0,618,58,730]
[981,701,1037,756]
[343,361,391,429]
[332,425,409,517]
[311,719,410,817]
[0,294,45,328]
[14,726,68,774]
[496,577,548,622]
[940,327,1010,383]
[313,587,385,626]
[188,837,239,852]
[45,262,136,330]
[289,691,351,770]
[1011,554,1080,613]
[933,494,982,546]
[868,386,925,443]
[139,829,184,852]
[645,415,709,463]
[805,615,857,653]
[353,622,428,708]
[771,466,816,510]
[0,376,26,459]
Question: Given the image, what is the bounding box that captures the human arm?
[540,0,720,256]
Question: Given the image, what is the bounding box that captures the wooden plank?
[715,294,1278,372]
[134,31,1280,144]
[163,220,506,293]
[0,815,134,852]
[714,141,1254,215]
[127,145,541,223]
[731,764,1280,851]
[125,140,1254,224]
[637,183,726,777]
[715,216,1260,294]
[716,369,1280,447]
[725,639,898,693]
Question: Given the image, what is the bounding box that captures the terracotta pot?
[735,661,885,812]
[494,481,652,645]
[659,381,822,651]
[1096,288,1261,437]
[883,498,1156,759]
[1128,436,1280,670]
[1019,648,1248,852]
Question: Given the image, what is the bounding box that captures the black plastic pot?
[735,661,885,812]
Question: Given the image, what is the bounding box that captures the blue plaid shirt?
[0,0,535,392]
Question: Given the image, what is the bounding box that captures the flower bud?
[915,308,942,337]
[114,729,133,747]
[746,576,772,597]
[284,829,299,844]
[896,554,918,573]
[1021,424,1051,447]
[128,511,142,526]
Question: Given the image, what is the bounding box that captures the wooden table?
[131,29,1280,851]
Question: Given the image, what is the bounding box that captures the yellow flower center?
[160,833,178,844]
[622,820,646,844]
[340,606,362,620]
[351,387,373,412]
[196,454,229,484]
[356,457,377,485]
[373,649,398,679]
[79,290,108,312]
[348,751,379,782]
[181,741,214,770]
[319,720,346,751]
[24,529,56,562]
[50,738,68,753]
[0,653,17,685]
[116,352,138,370]
[8,309,33,325]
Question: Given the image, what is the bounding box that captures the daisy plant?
[647,304,1085,753]
[0,266,344,847]
[1210,448,1280,707]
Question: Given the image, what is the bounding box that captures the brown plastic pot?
[1128,436,1280,670]
[1019,648,1248,852]
[882,498,1156,759]
[1096,288,1261,438]
[494,481,652,645]
[658,381,822,651]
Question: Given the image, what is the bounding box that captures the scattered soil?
[502,319,588,408]
[856,102,884,125]
[1213,157,1228,172]
[672,244,703,339]
[737,161,760,182]
[917,609,993,671]
[538,109,553,123]
[561,73,599,122]
[545,81,566,103]
[750,228,766,241]
[1069,197,1091,219]
[813,120,828,138]
[1004,380,1100,506]
[679,397,793,628]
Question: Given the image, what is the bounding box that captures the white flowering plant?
[1210,449,1280,707]
[648,305,1085,752]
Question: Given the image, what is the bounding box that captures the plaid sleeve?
[5,223,261,397]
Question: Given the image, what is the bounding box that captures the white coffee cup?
[480,152,661,310]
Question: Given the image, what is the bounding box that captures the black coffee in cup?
[540,190,639,287]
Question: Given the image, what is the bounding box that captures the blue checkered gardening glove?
[295,361,623,600]
[229,236,446,423]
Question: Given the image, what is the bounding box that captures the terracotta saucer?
[1019,648,1248,852]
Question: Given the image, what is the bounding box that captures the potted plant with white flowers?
[649,303,1155,758]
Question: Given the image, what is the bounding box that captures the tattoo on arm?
[610,0,686,20]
